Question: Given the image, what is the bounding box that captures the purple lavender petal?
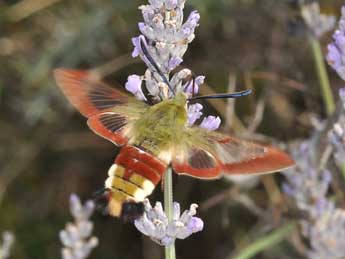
[187,103,203,125]
[327,8,345,81]
[195,75,205,85]
[182,27,192,37]
[125,74,142,93]
[184,75,205,95]
[141,5,155,25]
[168,56,183,70]
[335,31,345,49]
[200,116,221,131]
[181,11,200,39]
[161,236,175,246]
[187,217,204,233]
[165,0,177,10]
[125,75,147,101]
[148,0,163,9]
[186,11,200,28]
[327,43,341,69]
[138,22,146,33]
[131,37,141,58]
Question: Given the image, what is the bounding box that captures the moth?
[54,68,294,221]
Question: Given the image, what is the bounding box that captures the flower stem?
[309,36,335,116]
[164,167,176,259]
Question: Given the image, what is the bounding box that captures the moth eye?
[120,201,145,222]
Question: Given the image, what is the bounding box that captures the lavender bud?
[184,75,205,95]
[125,75,147,101]
[134,199,203,246]
[187,217,204,233]
[200,116,221,131]
[187,103,203,125]
[165,0,178,10]
[168,56,183,70]
[131,37,141,58]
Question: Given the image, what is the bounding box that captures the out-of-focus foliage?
[1,0,345,259]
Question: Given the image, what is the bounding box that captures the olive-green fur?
[131,93,188,155]
[111,92,216,159]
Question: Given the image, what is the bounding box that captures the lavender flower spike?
[301,2,335,39]
[282,89,345,259]
[0,231,14,259]
[134,199,203,246]
[60,194,98,259]
[126,0,202,100]
[327,7,345,81]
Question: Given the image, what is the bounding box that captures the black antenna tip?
[188,89,253,101]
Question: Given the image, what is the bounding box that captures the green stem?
[164,167,176,259]
[339,163,345,182]
[231,222,297,259]
[309,36,335,116]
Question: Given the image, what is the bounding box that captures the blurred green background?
[0,0,344,258]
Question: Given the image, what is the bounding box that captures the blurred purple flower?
[282,86,345,258]
[200,116,221,131]
[0,231,14,259]
[327,7,345,80]
[60,194,98,259]
[301,2,335,38]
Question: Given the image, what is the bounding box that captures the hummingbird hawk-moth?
[54,69,294,221]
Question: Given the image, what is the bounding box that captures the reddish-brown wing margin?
[172,130,294,179]
[54,69,132,146]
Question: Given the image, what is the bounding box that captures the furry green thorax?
[131,92,188,158]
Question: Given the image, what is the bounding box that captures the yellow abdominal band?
[105,164,155,217]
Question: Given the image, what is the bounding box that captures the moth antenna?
[139,37,175,95]
[188,89,252,101]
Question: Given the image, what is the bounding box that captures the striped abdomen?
[105,145,167,218]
